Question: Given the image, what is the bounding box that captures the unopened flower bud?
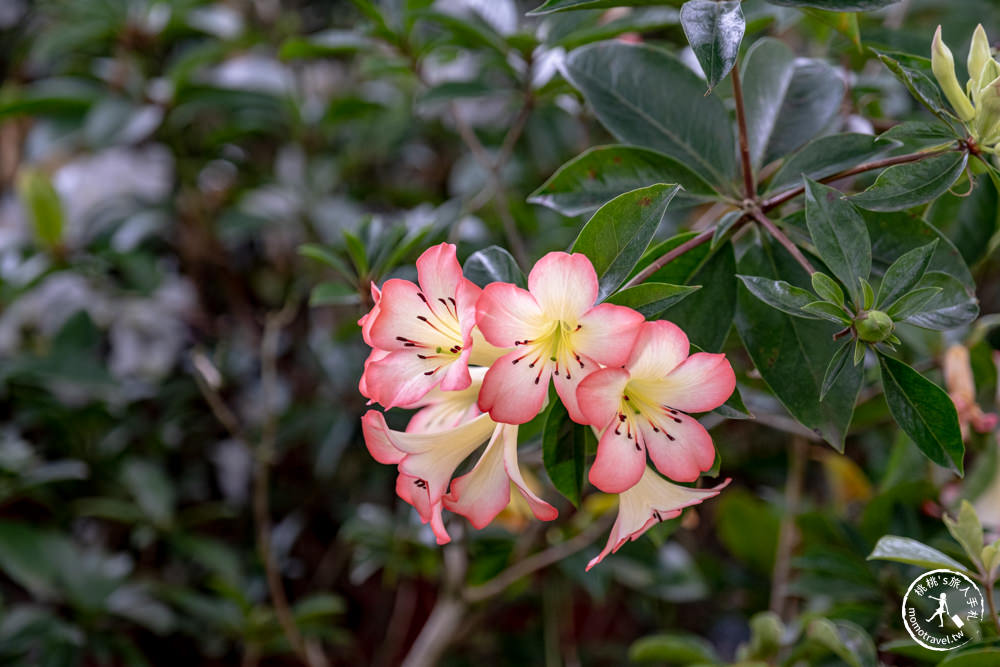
[968,24,994,89]
[933,25,976,121]
[855,310,894,343]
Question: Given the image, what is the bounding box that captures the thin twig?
[770,437,807,620]
[730,65,756,199]
[448,101,530,267]
[984,576,1000,635]
[254,301,323,667]
[760,147,957,212]
[621,227,718,290]
[464,516,614,603]
[751,208,816,275]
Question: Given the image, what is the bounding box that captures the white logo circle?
[901,569,985,651]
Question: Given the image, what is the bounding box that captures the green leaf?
[528,145,716,217]
[867,535,969,572]
[801,301,851,323]
[878,120,957,148]
[571,184,681,300]
[463,246,527,289]
[735,239,862,450]
[735,275,821,319]
[742,39,846,169]
[873,50,953,123]
[629,632,720,664]
[604,282,700,317]
[804,179,872,305]
[659,243,737,352]
[679,0,744,92]
[121,459,175,527]
[878,354,964,475]
[299,243,352,280]
[542,400,588,507]
[884,287,941,321]
[766,133,897,195]
[851,151,968,212]
[765,0,899,9]
[278,30,373,60]
[860,277,875,309]
[529,0,669,16]
[807,619,877,667]
[811,272,845,307]
[561,42,736,186]
[16,168,64,248]
[309,282,361,307]
[717,490,781,573]
[0,522,64,599]
[821,339,853,401]
[545,8,682,51]
[903,272,978,330]
[943,500,984,567]
[876,240,938,309]
[940,649,1000,667]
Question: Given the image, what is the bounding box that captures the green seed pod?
[855,310,894,343]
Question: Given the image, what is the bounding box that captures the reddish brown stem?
[751,208,816,275]
[760,147,957,211]
[731,65,756,199]
[621,227,717,289]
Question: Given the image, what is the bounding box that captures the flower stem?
[620,226,717,289]
[985,574,1000,635]
[731,65,756,199]
[751,208,816,275]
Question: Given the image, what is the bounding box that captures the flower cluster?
[358,243,735,569]
[932,24,1000,151]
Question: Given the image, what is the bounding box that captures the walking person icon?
[926,593,951,628]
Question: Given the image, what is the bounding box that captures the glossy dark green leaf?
[873,50,953,122]
[528,145,716,217]
[877,120,957,149]
[926,172,999,266]
[903,272,978,330]
[801,301,851,323]
[736,275,820,319]
[860,209,974,291]
[604,282,700,317]
[876,240,937,309]
[542,400,588,507]
[811,272,844,307]
[766,133,896,194]
[529,0,672,16]
[679,0,745,91]
[765,0,899,9]
[804,179,871,305]
[711,210,743,249]
[648,240,737,352]
[807,619,877,667]
[561,42,736,186]
[851,151,968,211]
[885,287,941,320]
[867,535,969,572]
[878,354,964,474]
[821,339,853,400]
[735,239,862,450]
[463,246,527,289]
[572,184,680,300]
[742,39,846,169]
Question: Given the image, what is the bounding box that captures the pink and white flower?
[475,252,644,425]
[360,243,482,409]
[361,369,557,543]
[577,320,735,493]
[586,467,730,571]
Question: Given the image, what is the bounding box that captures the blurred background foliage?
[3,0,1000,665]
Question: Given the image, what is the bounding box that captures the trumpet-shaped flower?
[577,320,735,493]
[475,252,644,424]
[360,243,482,409]
[932,25,1000,148]
[361,371,557,543]
[586,466,730,570]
